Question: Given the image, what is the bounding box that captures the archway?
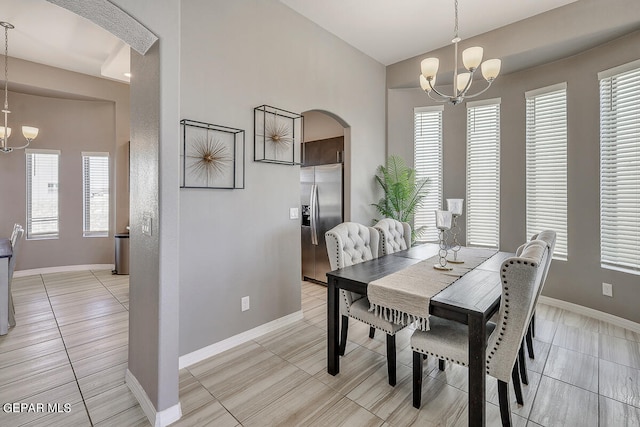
[300,110,351,285]
[303,109,352,221]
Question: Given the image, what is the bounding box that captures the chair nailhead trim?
[352,315,394,334]
[411,347,467,367]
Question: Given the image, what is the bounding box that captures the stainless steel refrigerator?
[301,163,343,284]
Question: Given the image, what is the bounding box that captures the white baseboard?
[14,264,115,277]
[125,369,182,427]
[538,296,640,333]
[179,310,304,369]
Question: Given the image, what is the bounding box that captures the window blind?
[26,149,60,239]
[599,64,640,273]
[82,153,110,237]
[414,106,444,242]
[525,83,568,260]
[466,100,500,248]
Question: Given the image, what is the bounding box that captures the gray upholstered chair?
[411,240,549,426]
[325,222,405,386]
[509,231,556,386]
[8,224,24,328]
[525,230,556,358]
[373,218,411,256]
[10,223,21,246]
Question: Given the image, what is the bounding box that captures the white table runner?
[368,247,497,331]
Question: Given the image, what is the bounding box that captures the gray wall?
[387,30,640,323]
[303,110,345,142]
[111,0,181,413]
[0,57,130,271]
[178,0,386,355]
[0,91,116,270]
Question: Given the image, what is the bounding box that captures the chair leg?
[511,359,524,405]
[531,311,536,338]
[386,334,396,386]
[413,351,423,409]
[339,315,349,356]
[369,327,375,339]
[526,323,535,359]
[498,380,513,427]
[439,359,446,371]
[518,342,529,385]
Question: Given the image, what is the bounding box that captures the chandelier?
[419,0,501,105]
[1,21,38,154]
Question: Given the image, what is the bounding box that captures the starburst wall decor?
[254,105,303,165]
[180,120,245,189]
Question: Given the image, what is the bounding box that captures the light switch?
[289,207,299,220]
[142,212,152,236]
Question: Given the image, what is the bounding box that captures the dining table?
[325,243,514,427]
[0,238,12,336]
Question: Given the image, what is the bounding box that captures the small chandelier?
[1,21,38,154]
[419,0,501,105]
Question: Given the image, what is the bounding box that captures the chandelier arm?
[427,91,449,103]
[462,80,494,99]
[427,80,452,100]
[459,69,476,97]
[9,140,32,151]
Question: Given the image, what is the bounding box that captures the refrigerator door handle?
[310,184,318,245]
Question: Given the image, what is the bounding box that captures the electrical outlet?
[241,296,250,311]
[602,282,613,297]
[289,207,299,220]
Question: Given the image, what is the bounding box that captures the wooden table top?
[326,244,514,318]
[0,239,11,259]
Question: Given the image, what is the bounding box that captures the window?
[466,99,500,248]
[599,60,640,273]
[414,106,444,242]
[82,153,110,237]
[26,149,60,239]
[525,83,568,260]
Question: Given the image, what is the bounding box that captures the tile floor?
[1,272,639,426]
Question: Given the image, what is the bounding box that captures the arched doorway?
[300,110,350,285]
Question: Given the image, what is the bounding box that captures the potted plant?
[372,155,429,243]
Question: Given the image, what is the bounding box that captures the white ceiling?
[279,0,578,65]
[0,0,129,83]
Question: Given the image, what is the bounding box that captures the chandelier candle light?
[1,21,39,153]
[446,198,464,263]
[434,210,453,271]
[419,0,501,105]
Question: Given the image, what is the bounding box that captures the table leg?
[327,276,340,375]
[468,314,486,427]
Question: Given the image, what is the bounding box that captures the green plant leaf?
[371,155,430,243]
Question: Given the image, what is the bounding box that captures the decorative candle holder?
[434,210,453,271]
[447,198,464,264]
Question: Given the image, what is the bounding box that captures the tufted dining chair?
[411,240,548,426]
[325,222,406,386]
[524,230,556,358]
[10,223,21,246]
[8,224,24,328]
[373,218,411,256]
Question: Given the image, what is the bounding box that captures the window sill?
[601,263,640,276]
